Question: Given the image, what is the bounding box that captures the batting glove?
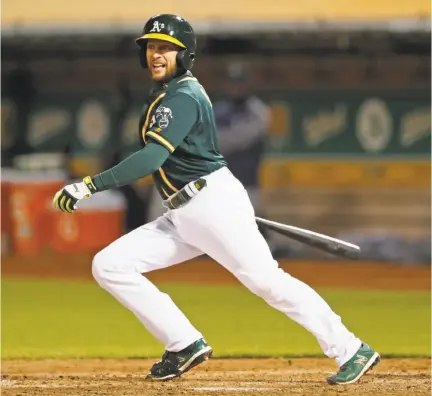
[53,176,98,213]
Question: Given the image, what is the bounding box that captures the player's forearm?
[92,142,169,191]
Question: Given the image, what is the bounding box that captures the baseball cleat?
[146,338,213,381]
[327,343,381,385]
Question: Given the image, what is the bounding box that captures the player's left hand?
[53,177,96,213]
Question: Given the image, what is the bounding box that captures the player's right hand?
[52,176,96,213]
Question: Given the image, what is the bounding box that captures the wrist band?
[83,176,98,194]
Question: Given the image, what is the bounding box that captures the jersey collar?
[151,70,194,93]
[164,70,193,89]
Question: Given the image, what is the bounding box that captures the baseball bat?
[255,217,361,260]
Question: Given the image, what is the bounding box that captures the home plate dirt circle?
[2,358,430,396]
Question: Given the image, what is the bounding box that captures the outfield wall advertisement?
[2,89,430,187]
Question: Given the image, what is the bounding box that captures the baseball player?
[52,14,380,384]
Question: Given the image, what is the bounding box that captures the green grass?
[2,279,430,359]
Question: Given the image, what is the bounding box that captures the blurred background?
[1,1,431,263]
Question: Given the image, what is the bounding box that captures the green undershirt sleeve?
[92,142,170,191]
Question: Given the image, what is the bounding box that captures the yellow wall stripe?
[146,131,175,153]
[141,93,166,143]
[136,33,186,48]
[159,167,179,192]
[3,1,430,28]
[260,159,431,188]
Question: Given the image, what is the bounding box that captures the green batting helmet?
[135,14,196,70]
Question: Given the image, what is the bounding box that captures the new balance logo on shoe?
[354,355,369,367]
[327,343,380,385]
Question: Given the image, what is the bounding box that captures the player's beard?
[150,63,177,83]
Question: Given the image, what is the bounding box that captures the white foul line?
[193,387,282,392]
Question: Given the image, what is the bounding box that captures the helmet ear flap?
[176,50,195,70]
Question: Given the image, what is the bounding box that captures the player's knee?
[237,268,289,302]
[92,248,116,284]
[236,270,270,297]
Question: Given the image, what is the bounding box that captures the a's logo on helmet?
[150,21,165,33]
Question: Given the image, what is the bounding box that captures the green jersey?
[139,71,227,198]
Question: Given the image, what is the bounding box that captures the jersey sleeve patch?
[145,93,199,152]
[146,131,175,153]
[155,105,173,129]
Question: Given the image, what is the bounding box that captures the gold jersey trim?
[146,131,175,153]
[158,167,179,192]
[177,76,198,83]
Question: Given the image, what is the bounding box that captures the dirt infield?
[2,252,430,290]
[2,358,430,396]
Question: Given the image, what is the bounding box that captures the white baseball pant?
[92,167,361,366]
